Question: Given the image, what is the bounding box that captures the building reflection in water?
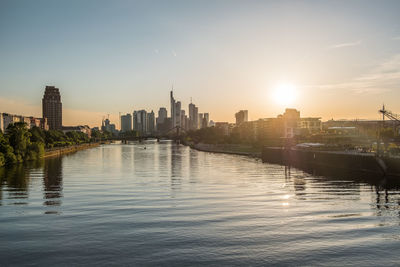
[188,149,199,184]
[374,182,400,218]
[43,157,63,208]
[170,143,182,191]
[288,161,400,219]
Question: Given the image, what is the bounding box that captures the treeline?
[0,123,110,167]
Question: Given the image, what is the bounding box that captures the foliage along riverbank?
[190,143,261,158]
[0,122,110,167]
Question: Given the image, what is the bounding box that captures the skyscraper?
[120,113,132,133]
[157,107,167,125]
[170,91,176,128]
[198,113,204,129]
[175,101,181,128]
[156,107,168,134]
[133,110,147,135]
[204,113,209,128]
[147,110,155,134]
[235,110,248,125]
[180,110,187,131]
[42,86,62,130]
[188,102,199,130]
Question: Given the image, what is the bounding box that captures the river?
[1,140,400,266]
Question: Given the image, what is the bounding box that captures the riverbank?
[261,147,400,177]
[44,142,102,158]
[189,143,261,158]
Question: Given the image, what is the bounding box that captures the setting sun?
[272,83,298,106]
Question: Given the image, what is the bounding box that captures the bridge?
[117,125,188,144]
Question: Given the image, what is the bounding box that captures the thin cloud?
[393,36,400,40]
[327,40,362,49]
[307,54,400,95]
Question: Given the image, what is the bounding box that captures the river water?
[1,140,400,266]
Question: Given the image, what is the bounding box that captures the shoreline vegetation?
[0,122,111,167]
[189,143,261,158]
[44,143,102,158]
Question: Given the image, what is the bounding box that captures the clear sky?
[1,0,400,127]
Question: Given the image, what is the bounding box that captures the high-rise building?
[175,101,181,128]
[42,86,62,130]
[147,110,155,134]
[194,107,198,129]
[204,113,209,127]
[235,110,248,126]
[188,103,199,130]
[170,90,183,132]
[156,107,169,134]
[198,113,204,129]
[133,110,147,135]
[180,110,188,131]
[157,107,167,125]
[120,113,132,133]
[170,91,176,128]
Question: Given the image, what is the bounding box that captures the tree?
[5,122,31,162]
[29,126,45,143]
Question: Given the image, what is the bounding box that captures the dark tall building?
[42,86,62,130]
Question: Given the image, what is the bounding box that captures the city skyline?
[1,0,400,127]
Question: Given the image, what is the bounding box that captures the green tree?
[29,126,45,143]
[6,122,32,162]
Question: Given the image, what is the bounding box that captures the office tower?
[133,110,147,135]
[120,113,132,133]
[175,101,181,128]
[198,113,204,129]
[157,107,167,125]
[42,86,62,130]
[180,110,186,131]
[170,91,176,128]
[194,107,198,129]
[235,110,248,125]
[204,113,209,127]
[185,116,190,131]
[188,103,199,130]
[156,107,168,133]
[147,110,155,134]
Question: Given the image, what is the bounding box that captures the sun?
[272,83,298,106]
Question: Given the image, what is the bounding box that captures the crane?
[379,104,400,125]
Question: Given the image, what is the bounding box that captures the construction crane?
[376,104,400,157]
[379,104,400,125]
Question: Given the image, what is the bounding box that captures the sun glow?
[272,83,298,106]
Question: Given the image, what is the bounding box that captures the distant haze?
[1,0,400,127]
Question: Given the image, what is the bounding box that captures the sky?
[1,0,400,128]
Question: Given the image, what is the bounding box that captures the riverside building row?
[0,113,49,132]
[215,108,323,140]
[215,108,400,142]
